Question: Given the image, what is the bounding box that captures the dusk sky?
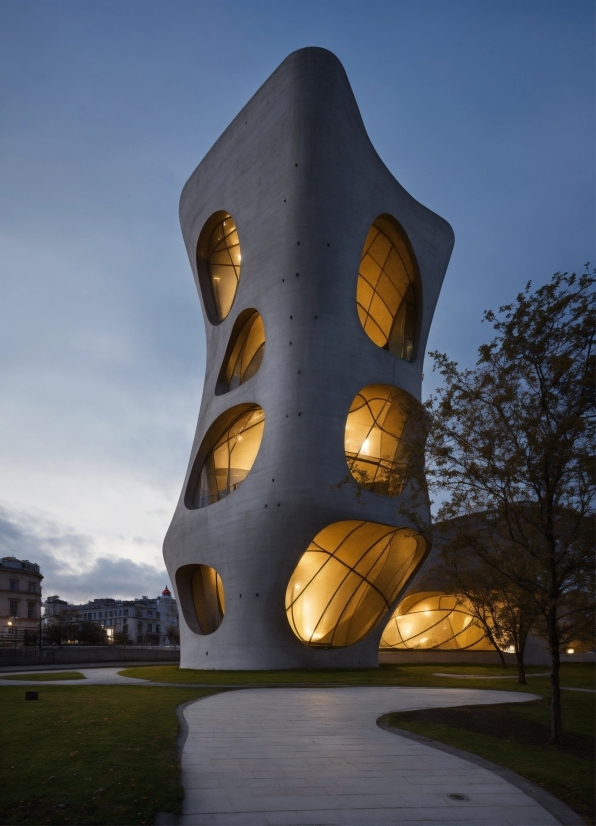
[0,1,593,603]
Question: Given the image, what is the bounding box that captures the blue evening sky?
[0,1,593,600]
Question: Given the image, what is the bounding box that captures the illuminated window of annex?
[190,406,265,508]
[217,310,265,393]
[345,384,419,496]
[286,520,426,648]
[176,564,225,635]
[205,214,242,320]
[357,216,418,360]
[380,591,495,650]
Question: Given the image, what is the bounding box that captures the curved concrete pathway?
[179,687,562,826]
[0,667,153,685]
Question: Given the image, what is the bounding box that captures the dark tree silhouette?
[424,269,595,744]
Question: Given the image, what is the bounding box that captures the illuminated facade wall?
[164,48,454,669]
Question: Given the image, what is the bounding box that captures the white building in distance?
[43,587,179,646]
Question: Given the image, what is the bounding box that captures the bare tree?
[423,269,595,743]
[433,515,542,682]
[166,625,180,646]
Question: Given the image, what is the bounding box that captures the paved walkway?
[179,687,560,826]
[0,667,151,685]
[433,672,551,679]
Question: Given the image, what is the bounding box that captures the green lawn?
[120,661,595,690]
[0,671,86,681]
[0,685,217,825]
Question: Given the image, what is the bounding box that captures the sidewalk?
[178,687,574,825]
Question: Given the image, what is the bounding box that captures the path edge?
[154,694,217,826]
[377,719,585,826]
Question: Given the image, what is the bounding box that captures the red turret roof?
[162,586,171,597]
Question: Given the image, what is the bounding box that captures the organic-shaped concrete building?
[163,47,454,668]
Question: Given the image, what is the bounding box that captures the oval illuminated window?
[356,215,418,360]
[216,310,265,394]
[176,564,225,635]
[345,384,420,496]
[187,405,265,508]
[197,213,242,321]
[380,592,495,651]
[286,520,426,648]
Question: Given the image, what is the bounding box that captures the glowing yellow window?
[345,384,419,496]
[207,214,241,320]
[357,216,418,360]
[192,406,264,507]
[286,520,426,648]
[218,310,265,393]
[380,592,494,650]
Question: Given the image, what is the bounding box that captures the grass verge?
[379,688,595,825]
[0,685,218,825]
[0,671,86,681]
[120,661,594,690]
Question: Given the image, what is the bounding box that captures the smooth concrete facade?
[164,47,454,669]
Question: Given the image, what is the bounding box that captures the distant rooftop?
[1,556,41,575]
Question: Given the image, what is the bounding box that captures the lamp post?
[8,616,18,650]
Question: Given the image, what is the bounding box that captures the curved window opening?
[345,384,421,496]
[356,215,419,360]
[286,520,426,648]
[176,564,225,635]
[380,592,495,650]
[188,405,265,508]
[197,213,241,321]
[216,310,265,394]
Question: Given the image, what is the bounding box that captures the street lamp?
[39,586,43,654]
[8,617,19,650]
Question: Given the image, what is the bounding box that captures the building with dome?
[44,587,179,646]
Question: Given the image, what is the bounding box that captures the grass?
[380,683,595,824]
[119,661,595,690]
[0,685,218,825]
[0,671,86,681]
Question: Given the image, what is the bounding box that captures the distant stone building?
[1,556,43,644]
[44,595,69,617]
[43,587,179,646]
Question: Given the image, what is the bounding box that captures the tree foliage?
[166,625,180,646]
[44,610,108,646]
[431,514,542,681]
[425,269,595,743]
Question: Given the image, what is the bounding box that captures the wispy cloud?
[0,3,592,602]
[0,505,169,604]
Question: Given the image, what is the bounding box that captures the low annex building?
[0,556,43,645]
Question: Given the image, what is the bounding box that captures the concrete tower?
[163,47,454,669]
